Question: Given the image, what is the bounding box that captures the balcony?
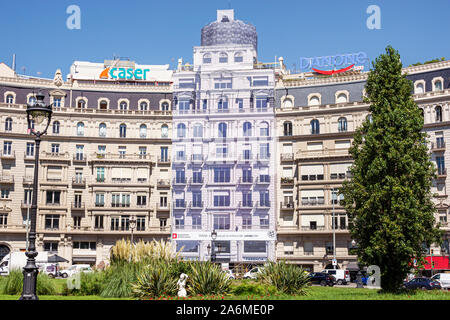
[73,154,87,163]
[280,153,294,162]
[297,148,350,160]
[23,176,34,185]
[301,174,325,182]
[238,201,253,209]
[157,156,170,165]
[90,153,152,163]
[173,178,186,186]
[0,175,14,184]
[256,176,270,184]
[280,202,295,210]
[257,155,271,163]
[21,201,32,209]
[157,204,170,211]
[189,201,204,209]
[157,179,170,188]
[71,202,85,211]
[174,201,187,209]
[72,177,86,187]
[0,151,15,160]
[189,178,204,185]
[40,152,71,162]
[239,177,253,185]
[173,155,186,163]
[237,154,254,163]
[437,168,447,179]
[301,198,325,206]
[431,141,446,152]
[256,201,270,209]
[191,155,204,163]
[280,177,294,186]
[301,226,326,231]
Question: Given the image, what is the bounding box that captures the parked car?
[309,272,336,286]
[403,277,441,290]
[243,267,264,279]
[223,269,236,280]
[59,264,93,278]
[322,269,350,285]
[431,273,450,289]
[43,263,59,278]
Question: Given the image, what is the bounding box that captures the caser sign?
[300,52,369,74]
[99,67,150,80]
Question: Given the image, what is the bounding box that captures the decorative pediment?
[49,89,67,97]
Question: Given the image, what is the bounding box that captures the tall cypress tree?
[341,46,442,292]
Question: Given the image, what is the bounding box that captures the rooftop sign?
[300,52,369,74]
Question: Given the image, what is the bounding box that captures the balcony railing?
[72,177,86,186]
[301,198,325,206]
[239,177,253,184]
[189,178,204,185]
[21,201,31,209]
[431,141,446,151]
[157,156,170,164]
[191,155,204,162]
[280,202,295,210]
[437,168,447,178]
[256,201,270,208]
[157,203,170,211]
[173,178,186,185]
[0,151,15,159]
[301,226,326,231]
[280,177,294,185]
[41,152,70,160]
[73,154,87,162]
[71,202,85,210]
[91,153,152,161]
[157,179,170,188]
[239,201,253,208]
[174,201,186,209]
[280,153,294,162]
[0,176,14,184]
[189,201,204,209]
[256,176,270,184]
[23,176,33,184]
[297,148,349,159]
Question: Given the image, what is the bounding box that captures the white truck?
[0,252,49,276]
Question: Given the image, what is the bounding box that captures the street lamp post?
[20,92,53,300]
[351,240,364,288]
[128,217,137,262]
[332,188,336,269]
[211,229,217,263]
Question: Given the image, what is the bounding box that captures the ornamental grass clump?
[187,261,231,295]
[132,260,178,299]
[110,239,180,263]
[0,269,56,295]
[259,261,310,295]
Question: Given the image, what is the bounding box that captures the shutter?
[283,167,293,178]
[136,168,147,179]
[47,166,62,180]
[301,189,324,198]
[307,142,322,150]
[330,163,351,173]
[301,214,325,226]
[335,140,351,149]
[300,165,323,175]
[122,168,132,179]
[282,144,293,153]
[111,167,121,179]
[284,241,294,251]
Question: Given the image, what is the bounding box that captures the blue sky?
[1,0,449,78]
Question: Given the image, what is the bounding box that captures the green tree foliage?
[341,46,442,292]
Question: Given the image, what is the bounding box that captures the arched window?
[415,83,425,94]
[99,100,108,110]
[5,118,12,131]
[6,95,14,104]
[76,122,84,136]
[203,53,212,64]
[308,95,320,106]
[283,98,293,109]
[53,121,60,134]
[243,122,252,137]
[193,123,203,138]
[219,52,228,63]
[234,52,243,63]
[119,101,128,110]
[161,124,169,138]
[99,123,107,137]
[310,119,320,135]
[177,123,186,138]
[283,121,292,136]
[218,122,227,138]
[338,117,347,132]
[260,121,269,137]
[119,124,127,138]
[218,97,228,111]
[161,102,169,111]
[140,101,148,111]
[336,93,348,104]
[140,124,147,138]
[77,99,86,109]
[436,106,443,122]
[434,80,443,91]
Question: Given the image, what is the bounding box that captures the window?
[175,215,185,229]
[5,118,12,131]
[99,123,106,137]
[73,216,82,229]
[99,100,108,110]
[214,214,230,230]
[51,143,60,154]
[218,122,227,138]
[120,216,130,231]
[112,194,131,207]
[253,77,269,87]
[242,215,252,229]
[177,123,186,138]
[283,121,292,136]
[192,191,202,208]
[45,215,59,229]
[140,101,148,111]
[259,190,270,207]
[95,193,105,207]
[1,190,10,199]
[193,169,202,184]
[28,96,37,105]
[260,122,269,137]
[218,98,228,112]
[434,80,443,91]
[436,106,443,122]
[25,142,34,157]
[214,191,230,207]
[236,98,244,110]
[242,167,252,183]
[3,142,12,155]
[203,53,212,64]
[214,78,232,89]
[219,52,228,63]
[6,95,14,104]
[283,98,293,108]
[336,92,348,103]
[111,217,120,231]
[46,191,61,205]
[137,195,147,206]
[119,124,127,138]
[140,124,147,138]
[161,102,169,111]
[52,121,60,134]
[338,117,347,132]
[179,78,195,89]
[260,216,269,229]
[175,168,185,183]
[243,122,252,137]
[259,143,270,159]
[415,82,425,94]
[160,147,168,162]
[73,242,96,250]
[44,242,58,252]
[0,214,7,227]
[193,124,203,138]
[53,97,62,108]
[437,156,445,175]
[234,52,243,63]
[176,241,199,253]
[214,167,231,183]
[119,101,128,110]
[192,215,201,229]
[161,124,169,138]
[76,122,84,136]
[244,241,266,253]
[96,167,105,182]
[77,99,86,109]
[310,119,320,134]
[136,216,145,231]
[309,95,320,106]
[179,99,190,113]
[255,97,268,109]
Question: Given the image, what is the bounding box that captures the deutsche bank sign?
[300,52,369,71]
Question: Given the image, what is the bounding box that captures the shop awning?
[422,256,450,270]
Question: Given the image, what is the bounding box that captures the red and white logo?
[172,233,177,239]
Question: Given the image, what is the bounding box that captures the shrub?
[63,271,106,296]
[231,282,277,296]
[187,261,231,295]
[110,239,181,263]
[259,261,310,295]
[0,270,56,295]
[132,261,177,299]
[100,261,144,298]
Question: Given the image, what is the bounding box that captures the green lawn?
[1,284,449,300]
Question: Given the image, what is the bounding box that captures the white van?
[322,269,351,285]
[243,267,264,280]
[59,264,93,278]
[431,273,450,289]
